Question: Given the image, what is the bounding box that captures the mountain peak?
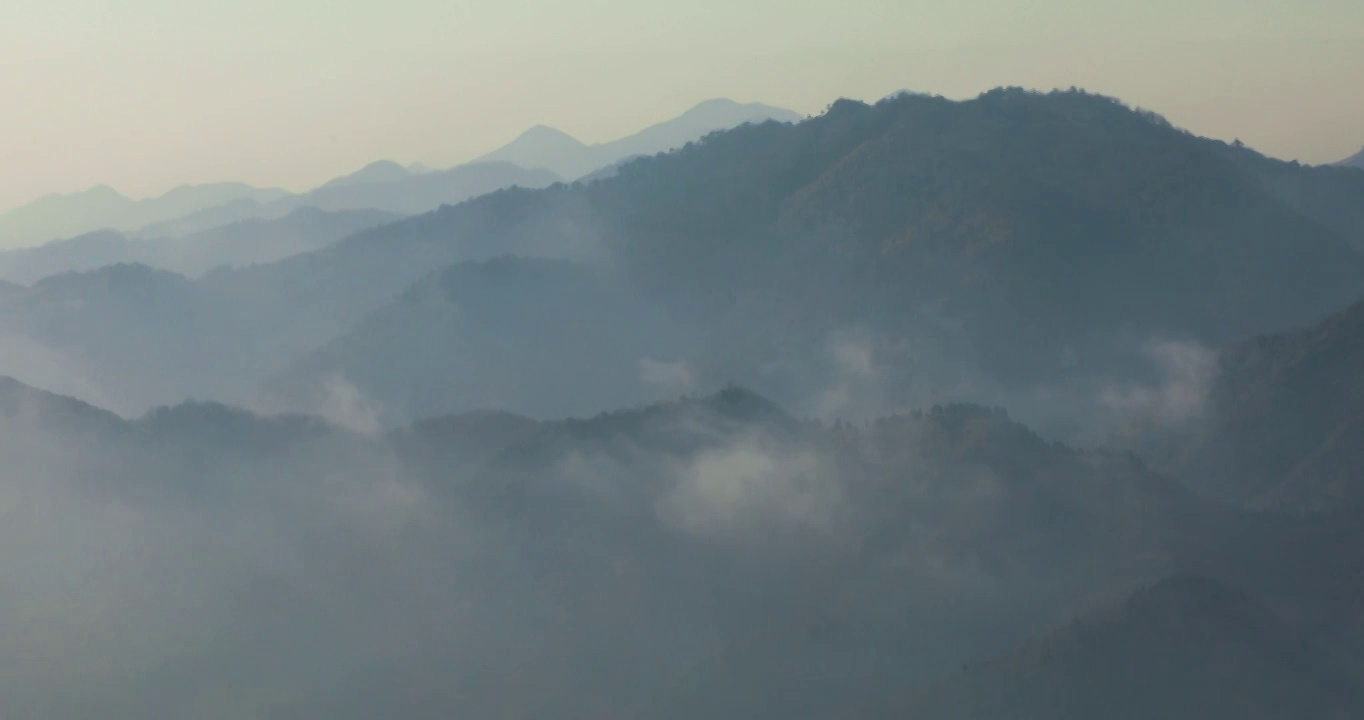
[321,159,413,189]
[475,101,799,179]
[515,124,586,146]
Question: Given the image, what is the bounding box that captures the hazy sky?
[1,0,1361,210]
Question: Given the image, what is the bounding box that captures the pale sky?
[1,0,1361,210]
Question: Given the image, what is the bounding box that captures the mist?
[1,18,1363,715]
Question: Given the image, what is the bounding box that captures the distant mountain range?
[0,207,399,284]
[475,98,803,180]
[0,183,289,250]
[0,98,801,251]
[126,162,558,240]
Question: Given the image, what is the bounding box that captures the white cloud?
[1098,339,1217,427]
[657,438,838,538]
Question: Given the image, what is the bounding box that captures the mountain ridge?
[475,98,802,179]
[0,182,290,249]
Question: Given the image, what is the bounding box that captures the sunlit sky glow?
[1,0,1361,209]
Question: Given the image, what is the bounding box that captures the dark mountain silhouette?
[890,575,1364,720]
[0,207,398,284]
[0,182,289,249]
[1147,298,1364,512]
[475,98,802,179]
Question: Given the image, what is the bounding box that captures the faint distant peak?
[514,124,587,147]
[322,160,413,189]
[677,97,803,125]
[83,183,128,199]
[475,100,798,180]
[1335,146,1364,169]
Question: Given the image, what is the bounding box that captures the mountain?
[1336,147,1364,169]
[318,160,415,188]
[576,154,646,183]
[475,98,802,179]
[1143,298,1364,512]
[0,207,398,284]
[0,374,127,434]
[8,89,1363,433]
[0,182,289,249]
[0,264,268,415]
[0,230,136,284]
[149,206,402,275]
[233,89,1364,431]
[140,161,559,239]
[0,377,1358,719]
[271,255,691,424]
[292,161,559,215]
[890,575,1364,720]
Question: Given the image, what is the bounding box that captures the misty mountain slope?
[0,264,273,415]
[268,255,692,424]
[1,379,1353,720]
[391,390,1237,719]
[8,88,1362,429]
[637,411,1239,720]
[1337,147,1364,169]
[157,206,403,275]
[0,230,135,284]
[234,88,1364,429]
[0,207,399,283]
[476,98,802,179]
[576,153,646,183]
[202,186,605,363]
[1151,297,1364,511]
[0,375,127,434]
[889,575,1364,720]
[597,90,1364,380]
[291,161,559,215]
[1223,144,1364,254]
[132,196,282,238]
[132,161,556,240]
[0,182,289,249]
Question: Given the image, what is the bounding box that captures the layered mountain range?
[2,87,1363,718]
